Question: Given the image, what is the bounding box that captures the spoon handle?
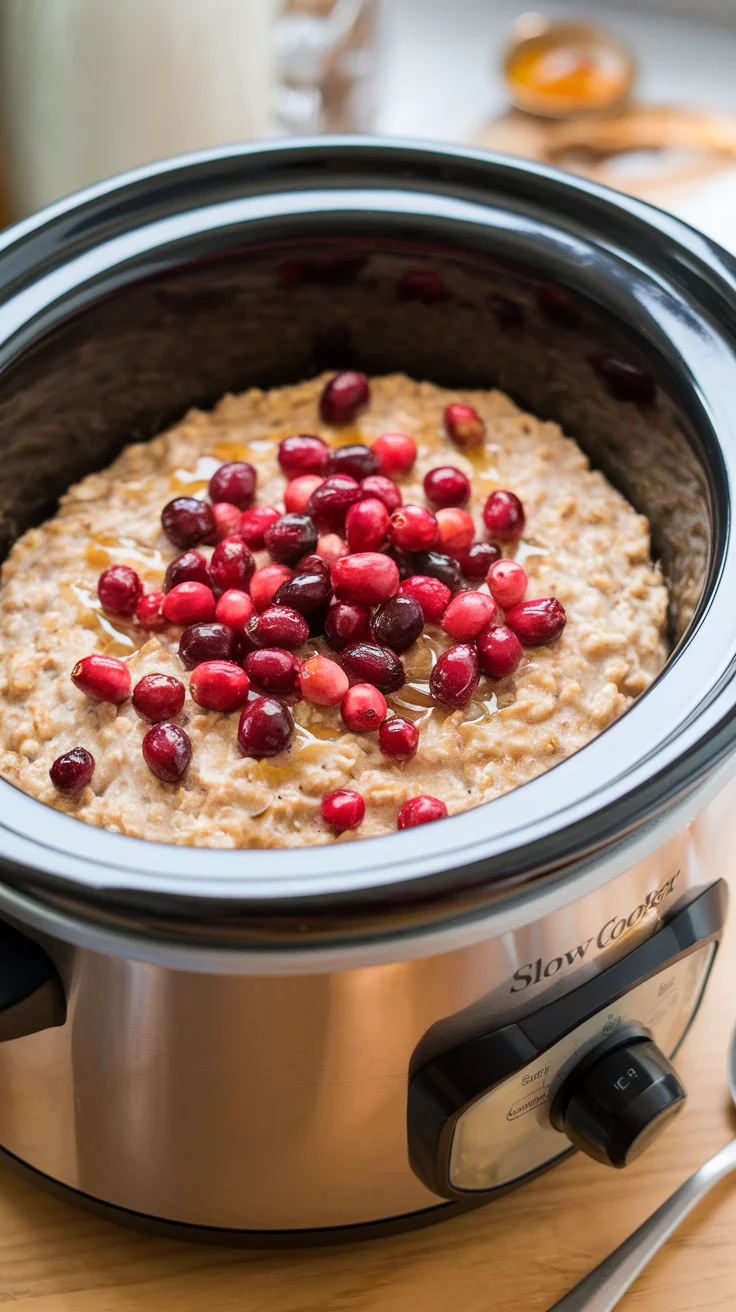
[547,1137,736,1312]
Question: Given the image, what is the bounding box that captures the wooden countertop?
[0,889,734,1312]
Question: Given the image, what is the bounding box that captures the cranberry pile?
[52,372,566,835]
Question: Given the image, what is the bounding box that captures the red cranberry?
[208,461,256,509]
[209,538,255,596]
[435,507,475,553]
[372,595,424,652]
[215,589,254,631]
[345,497,389,553]
[341,683,387,732]
[331,552,400,604]
[444,403,485,449]
[324,601,373,651]
[244,648,301,697]
[72,653,131,703]
[272,570,332,616]
[441,591,497,640]
[389,505,438,552]
[360,474,402,512]
[398,575,451,624]
[295,553,330,578]
[161,497,216,549]
[135,590,166,629]
[341,642,405,693]
[326,444,378,480]
[397,269,446,303]
[164,550,211,593]
[238,696,295,758]
[307,475,362,530]
[142,722,192,783]
[477,624,524,678]
[321,789,365,831]
[49,746,95,793]
[536,281,581,329]
[250,564,294,611]
[278,433,329,477]
[284,475,325,514]
[246,605,309,650]
[162,581,216,625]
[505,598,566,647]
[429,643,479,708]
[398,795,448,828]
[372,432,417,476]
[97,564,143,617]
[378,716,419,761]
[300,654,349,706]
[455,542,501,580]
[319,370,370,425]
[179,621,236,669]
[423,465,470,509]
[488,559,528,609]
[210,502,242,541]
[189,660,250,712]
[482,490,525,541]
[239,505,280,548]
[132,673,186,723]
[264,513,317,564]
[316,532,348,565]
[413,550,463,592]
[590,353,657,405]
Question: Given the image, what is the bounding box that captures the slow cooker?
[0,138,735,1243]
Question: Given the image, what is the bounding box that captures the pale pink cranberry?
[360,474,402,512]
[341,642,405,693]
[398,575,451,624]
[372,595,424,652]
[455,542,501,580]
[238,696,295,758]
[444,403,485,449]
[435,507,475,553]
[326,444,378,480]
[284,475,325,514]
[300,655,349,706]
[441,592,497,640]
[331,552,400,604]
[321,789,365,831]
[272,570,331,616]
[423,465,470,508]
[162,581,216,625]
[97,564,143,617]
[163,550,212,593]
[132,673,186,723]
[307,475,361,530]
[345,497,389,553]
[398,795,448,828]
[278,433,329,477]
[372,432,417,476]
[239,505,280,549]
[49,746,95,793]
[208,461,256,509]
[178,622,236,670]
[161,497,215,549]
[250,564,295,612]
[378,716,419,761]
[209,538,255,596]
[71,654,131,703]
[389,505,438,552]
[319,370,370,425]
[429,643,479,708]
[341,683,387,732]
[215,589,254,631]
[264,513,318,564]
[325,601,373,651]
[246,605,309,650]
[477,624,524,678]
[244,648,301,697]
[316,532,348,566]
[488,559,528,609]
[482,490,525,541]
[210,502,242,541]
[189,660,250,712]
[505,598,566,647]
[135,591,166,629]
[142,722,192,783]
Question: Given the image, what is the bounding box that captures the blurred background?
[0,0,735,248]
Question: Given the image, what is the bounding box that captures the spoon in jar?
[548,1020,736,1310]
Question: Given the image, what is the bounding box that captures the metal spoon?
[548,1022,736,1311]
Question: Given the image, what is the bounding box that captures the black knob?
[550,1032,686,1168]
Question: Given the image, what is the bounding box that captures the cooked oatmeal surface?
[0,374,668,847]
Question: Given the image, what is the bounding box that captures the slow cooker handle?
[0,921,66,1042]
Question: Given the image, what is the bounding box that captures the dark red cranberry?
[372,432,417,476]
[389,505,438,552]
[319,370,370,425]
[161,581,216,625]
[378,716,419,761]
[455,541,501,580]
[536,281,582,329]
[163,550,211,593]
[320,789,366,831]
[135,591,166,629]
[412,550,463,593]
[239,505,281,548]
[398,795,448,828]
[142,722,192,783]
[307,602,331,639]
[161,497,216,549]
[489,294,525,331]
[179,621,236,669]
[397,269,446,303]
[238,695,295,757]
[482,490,525,541]
[132,673,186,723]
[189,660,250,712]
[272,570,332,616]
[341,642,405,693]
[71,654,131,703]
[505,598,566,647]
[429,643,479,708]
[209,537,255,596]
[398,575,451,624]
[326,444,378,480]
[384,543,414,580]
[49,746,95,793]
[208,461,257,508]
[345,497,389,553]
[278,433,330,477]
[307,474,362,530]
[372,595,424,653]
[331,553,400,604]
[324,601,373,651]
[477,624,524,678]
[244,648,301,697]
[444,403,485,449]
[264,513,318,564]
[589,353,657,405]
[246,605,309,650]
[423,465,471,509]
[360,474,402,512]
[97,564,143,617]
[295,553,330,578]
[341,683,387,732]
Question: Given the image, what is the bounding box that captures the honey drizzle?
[63,583,138,656]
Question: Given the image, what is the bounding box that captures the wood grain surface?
[0,882,734,1312]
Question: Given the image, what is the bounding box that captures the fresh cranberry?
[477,624,524,678]
[246,605,309,650]
[331,552,400,604]
[272,570,332,616]
[49,746,95,793]
[324,601,373,651]
[589,353,657,405]
[455,542,501,580]
[488,559,528,609]
[441,592,497,640]
[423,465,470,509]
[135,591,166,629]
[161,497,215,549]
[244,648,301,697]
[132,673,186,723]
[378,716,419,761]
[299,655,349,706]
[435,507,475,553]
[398,575,451,624]
[210,502,242,541]
[307,475,362,530]
[536,282,582,328]
[505,598,566,647]
[360,474,402,512]
[264,513,318,564]
[389,505,438,552]
[284,475,325,514]
[316,532,349,565]
[97,564,143,617]
[482,490,525,541]
[164,550,212,593]
[208,461,256,509]
[397,269,446,303]
[250,564,294,611]
[444,403,485,449]
[398,795,448,828]
[308,603,332,641]
[429,643,479,708]
[209,538,255,596]
[162,581,216,625]
[345,497,389,553]
[295,554,330,578]
[341,683,387,732]
[71,653,131,703]
[372,595,424,652]
[385,543,414,580]
[319,370,370,425]
[326,444,378,480]
[413,550,463,592]
[341,642,405,693]
[215,589,254,631]
[321,789,366,831]
[142,722,192,783]
[239,505,280,548]
[189,660,250,712]
[278,433,329,477]
[372,432,417,476]
[179,621,236,670]
[238,696,295,758]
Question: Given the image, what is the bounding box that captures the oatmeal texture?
[0,374,668,847]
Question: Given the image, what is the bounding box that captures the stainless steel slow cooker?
[0,139,735,1243]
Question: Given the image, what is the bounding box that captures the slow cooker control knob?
[550,1034,686,1168]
